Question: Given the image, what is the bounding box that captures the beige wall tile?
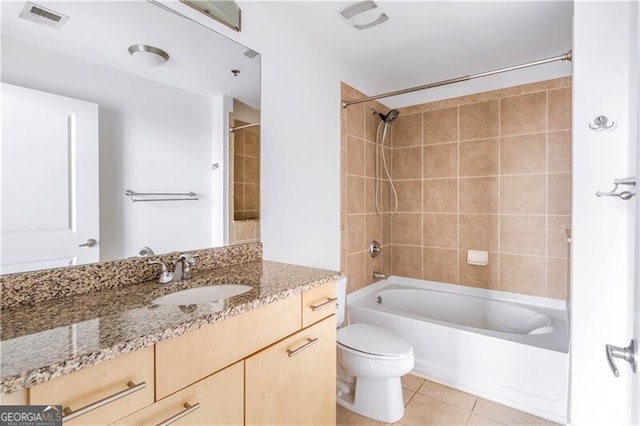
[500,215,546,256]
[365,214,382,246]
[347,101,365,138]
[244,184,259,211]
[547,257,569,300]
[499,254,546,296]
[392,214,422,245]
[234,220,257,241]
[459,251,499,290]
[416,379,477,412]
[393,147,423,180]
[382,214,392,246]
[423,248,458,283]
[548,87,572,131]
[423,107,458,144]
[393,245,423,279]
[341,190,347,232]
[366,252,384,286]
[245,131,259,157]
[347,176,365,214]
[424,179,458,213]
[234,155,245,183]
[396,180,423,212]
[402,394,471,426]
[459,214,498,251]
[459,177,498,214]
[364,141,377,178]
[424,143,458,178]
[500,92,547,136]
[392,112,422,148]
[365,103,380,142]
[234,183,244,211]
[459,100,499,140]
[548,131,572,173]
[347,136,365,176]
[548,215,571,258]
[423,214,457,248]
[245,157,260,184]
[459,139,498,177]
[341,231,346,271]
[500,175,546,214]
[347,215,366,254]
[364,178,378,214]
[500,133,546,175]
[234,131,245,155]
[548,173,572,215]
[347,252,366,293]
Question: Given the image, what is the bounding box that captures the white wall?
[165,1,347,270]
[571,2,638,424]
[2,37,215,260]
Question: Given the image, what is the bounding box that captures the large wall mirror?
[1,1,261,274]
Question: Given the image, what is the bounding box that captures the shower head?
[378,109,400,124]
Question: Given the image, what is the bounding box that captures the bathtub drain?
[376,296,382,304]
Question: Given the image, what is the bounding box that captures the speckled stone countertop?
[0,260,341,394]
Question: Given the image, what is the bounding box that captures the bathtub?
[347,276,569,424]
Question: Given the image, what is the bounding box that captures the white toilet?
[335,278,414,423]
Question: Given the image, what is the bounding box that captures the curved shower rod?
[341,50,573,108]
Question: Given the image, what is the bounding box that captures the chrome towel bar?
[125,189,199,202]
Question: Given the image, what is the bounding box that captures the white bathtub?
[347,276,569,424]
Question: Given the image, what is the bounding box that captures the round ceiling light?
[128,44,170,67]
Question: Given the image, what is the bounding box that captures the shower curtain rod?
[341,50,573,108]
[229,122,260,132]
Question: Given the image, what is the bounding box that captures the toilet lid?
[337,323,412,358]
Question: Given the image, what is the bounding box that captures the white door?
[1,83,99,274]
[571,2,639,425]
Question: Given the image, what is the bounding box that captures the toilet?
[335,278,414,423]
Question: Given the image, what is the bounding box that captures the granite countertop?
[0,260,341,394]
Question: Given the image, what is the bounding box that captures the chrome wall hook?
[589,115,615,130]
[596,176,636,200]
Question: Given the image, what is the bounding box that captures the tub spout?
[373,271,388,280]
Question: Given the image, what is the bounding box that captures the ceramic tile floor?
[336,374,561,426]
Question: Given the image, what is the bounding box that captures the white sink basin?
[152,284,253,306]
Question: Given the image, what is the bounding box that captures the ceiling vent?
[339,1,388,30]
[19,2,69,30]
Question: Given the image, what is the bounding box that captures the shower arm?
[341,50,572,108]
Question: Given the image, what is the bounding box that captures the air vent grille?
[19,2,69,30]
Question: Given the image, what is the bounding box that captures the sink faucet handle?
[176,254,196,280]
[148,260,173,284]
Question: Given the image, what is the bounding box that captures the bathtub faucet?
[372,271,388,280]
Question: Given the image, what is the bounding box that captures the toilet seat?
[337,323,413,359]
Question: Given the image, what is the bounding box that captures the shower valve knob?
[369,241,383,258]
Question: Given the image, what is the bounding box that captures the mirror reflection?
[1,1,261,274]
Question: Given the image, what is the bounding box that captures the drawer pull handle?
[287,337,319,357]
[310,297,337,311]
[156,402,201,426]
[62,381,146,422]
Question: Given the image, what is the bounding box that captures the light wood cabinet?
[302,281,337,328]
[245,315,336,426]
[0,389,27,405]
[29,346,154,425]
[155,294,301,399]
[114,361,243,426]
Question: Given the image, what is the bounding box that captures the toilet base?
[337,376,405,423]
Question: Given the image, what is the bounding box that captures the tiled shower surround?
[341,77,571,299]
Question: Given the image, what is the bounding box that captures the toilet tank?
[336,277,348,327]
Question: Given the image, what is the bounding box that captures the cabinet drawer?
[155,294,301,399]
[29,346,154,425]
[302,281,337,328]
[245,315,336,426]
[114,361,243,426]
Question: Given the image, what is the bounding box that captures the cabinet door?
[245,316,336,426]
[114,361,243,425]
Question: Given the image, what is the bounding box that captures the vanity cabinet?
[245,315,336,426]
[114,361,243,425]
[29,346,154,425]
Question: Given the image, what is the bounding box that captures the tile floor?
[336,374,561,426]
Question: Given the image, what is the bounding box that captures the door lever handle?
[79,238,97,248]
[606,339,637,377]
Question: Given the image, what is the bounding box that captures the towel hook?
[596,176,636,200]
[589,115,615,131]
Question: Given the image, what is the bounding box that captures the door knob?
[606,339,637,377]
[79,238,97,248]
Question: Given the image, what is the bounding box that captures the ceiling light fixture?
[339,0,388,30]
[128,44,170,67]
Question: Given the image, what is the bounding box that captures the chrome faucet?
[372,271,388,280]
[148,254,196,284]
